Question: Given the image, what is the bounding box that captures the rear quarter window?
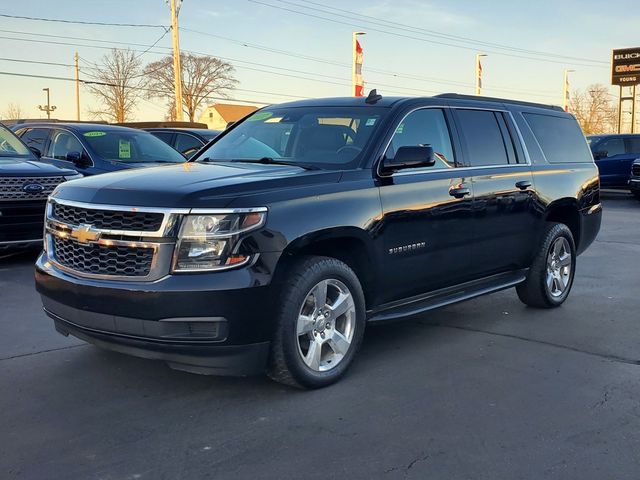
[523,113,592,164]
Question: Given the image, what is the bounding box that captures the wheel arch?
[275,227,378,308]
[544,198,581,250]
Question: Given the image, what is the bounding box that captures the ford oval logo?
[22,182,45,194]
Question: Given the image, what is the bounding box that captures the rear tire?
[267,256,366,389]
[517,223,576,309]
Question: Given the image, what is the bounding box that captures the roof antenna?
[365,89,382,104]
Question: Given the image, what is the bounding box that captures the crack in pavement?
[425,323,640,366]
[595,239,640,246]
[0,343,87,362]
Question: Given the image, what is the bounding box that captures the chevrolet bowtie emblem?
[70,224,100,244]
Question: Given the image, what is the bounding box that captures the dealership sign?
[612,47,640,86]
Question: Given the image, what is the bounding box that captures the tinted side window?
[48,129,84,160]
[150,131,174,145]
[523,113,592,163]
[19,128,49,152]
[386,108,455,168]
[625,137,640,154]
[455,110,510,166]
[598,138,625,157]
[175,133,203,158]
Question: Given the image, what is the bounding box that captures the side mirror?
[383,145,436,172]
[29,147,41,158]
[66,151,88,167]
[593,150,608,160]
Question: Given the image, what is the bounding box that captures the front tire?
[268,256,366,389]
[517,223,576,308]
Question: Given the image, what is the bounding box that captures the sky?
[0,0,638,121]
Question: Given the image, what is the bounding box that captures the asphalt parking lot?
[1,191,639,480]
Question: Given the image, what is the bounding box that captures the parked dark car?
[145,128,221,158]
[629,159,640,200]
[35,93,601,388]
[12,123,186,176]
[0,123,80,250]
[588,134,640,188]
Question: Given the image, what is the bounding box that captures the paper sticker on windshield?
[365,117,377,126]
[395,124,405,134]
[84,131,106,137]
[247,112,273,122]
[118,140,131,159]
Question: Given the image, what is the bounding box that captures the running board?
[367,270,528,323]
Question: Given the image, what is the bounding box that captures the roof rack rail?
[434,93,564,112]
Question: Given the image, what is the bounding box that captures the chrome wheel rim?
[296,279,356,372]
[546,237,572,298]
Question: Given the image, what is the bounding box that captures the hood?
[51,161,342,208]
[0,157,77,176]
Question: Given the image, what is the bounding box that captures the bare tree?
[143,53,237,121]
[2,103,23,120]
[86,49,143,123]
[569,84,618,135]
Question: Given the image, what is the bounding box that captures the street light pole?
[74,52,80,121]
[475,54,487,96]
[563,69,575,112]
[38,88,56,119]
[352,32,366,97]
[169,0,184,121]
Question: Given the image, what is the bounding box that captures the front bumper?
[35,251,282,375]
[629,177,640,193]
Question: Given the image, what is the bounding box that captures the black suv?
[35,94,602,388]
[0,123,80,249]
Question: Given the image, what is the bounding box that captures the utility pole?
[38,88,56,119]
[563,69,575,112]
[352,32,365,97]
[475,54,487,96]
[169,0,184,121]
[74,52,80,121]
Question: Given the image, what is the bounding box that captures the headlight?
[63,173,84,181]
[172,209,267,272]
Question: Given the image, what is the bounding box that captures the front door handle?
[449,186,471,198]
[515,180,532,190]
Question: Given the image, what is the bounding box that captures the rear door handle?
[515,180,532,190]
[449,186,471,198]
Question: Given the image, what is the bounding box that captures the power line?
[0,70,275,105]
[0,13,167,28]
[181,27,556,96]
[0,28,557,98]
[248,0,609,69]
[0,31,557,100]
[288,0,608,65]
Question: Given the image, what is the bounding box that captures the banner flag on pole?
[355,39,364,97]
[477,57,483,89]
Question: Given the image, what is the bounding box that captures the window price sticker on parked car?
[119,140,131,159]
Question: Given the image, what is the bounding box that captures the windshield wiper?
[233,157,319,170]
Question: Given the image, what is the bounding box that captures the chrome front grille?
[52,235,154,277]
[0,176,64,201]
[52,202,164,231]
[45,199,188,281]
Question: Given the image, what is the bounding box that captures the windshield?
[81,129,186,163]
[0,124,31,157]
[197,106,388,169]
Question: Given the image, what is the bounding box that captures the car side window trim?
[49,128,95,167]
[375,106,532,178]
[375,105,458,177]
